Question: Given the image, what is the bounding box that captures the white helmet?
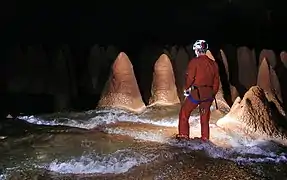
[193,40,208,52]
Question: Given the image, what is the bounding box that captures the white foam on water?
[17,109,128,129]
[232,154,287,164]
[104,127,287,165]
[0,174,6,180]
[0,166,23,180]
[105,128,169,143]
[38,149,157,174]
[16,108,287,165]
[17,108,196,129]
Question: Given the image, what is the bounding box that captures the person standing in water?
[176,40,220,141]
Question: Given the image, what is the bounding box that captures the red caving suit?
[178,54,220,140]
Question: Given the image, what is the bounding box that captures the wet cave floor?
[0,106,287,180]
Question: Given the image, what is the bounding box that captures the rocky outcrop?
[257,58,282,103]
[216,86,287,143]
[237,46,257,89]
[97,52,146,113]
[259,49,277,68]
[148,54,180,106]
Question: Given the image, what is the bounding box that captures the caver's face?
[194,49,200,57]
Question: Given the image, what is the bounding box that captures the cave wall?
[1,2,287,117]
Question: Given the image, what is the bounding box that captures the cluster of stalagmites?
[97,52,180,112]
[97,46,287,140]
[97,47,285,110]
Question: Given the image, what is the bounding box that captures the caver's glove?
[183,87,192,97]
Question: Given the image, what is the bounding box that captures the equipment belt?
[187,85,214,104]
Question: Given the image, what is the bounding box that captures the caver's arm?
[185,59,197,90]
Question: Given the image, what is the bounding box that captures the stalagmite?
[97,52,146,113]
[237,46,257,89]
[220,50,230,80]
[220,49,239,102]
[216,86,287,143]
[257,58,282,103]
[148,54,180,106]
[206,50,215,61]
[259,49,277,68]
[212,82,230,113]
[206,50,230,112]
[173,46,190,102]
[280,51,287,68]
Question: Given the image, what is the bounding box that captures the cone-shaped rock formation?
[220,49,239,103]
[213,81,231,113]
[206,50,230,112]
[216,86,287,143]
[220,49,230,81]
[206,50,215,61]
[257,58,282,103]
[97,52,146,113]
[237,46,257,89]
[280,51,287,68]
[148,54,180,106]
[259,49,277,68]
[173,46,190,102]
[230,85,239,103]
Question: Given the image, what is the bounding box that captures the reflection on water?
[0,105,286,179]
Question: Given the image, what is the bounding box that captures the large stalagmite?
[259,49,277,68]
[97,52,146,113]
[257,58,282,103]
[148,54,180,106]
[216,86,287,143]
[237,46,257,89]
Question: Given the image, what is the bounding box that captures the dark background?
[1,1,286,117]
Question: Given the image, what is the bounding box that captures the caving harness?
[185,85,218,110]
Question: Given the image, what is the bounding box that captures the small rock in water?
[6,114,13,119]
[0,136,7,140]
